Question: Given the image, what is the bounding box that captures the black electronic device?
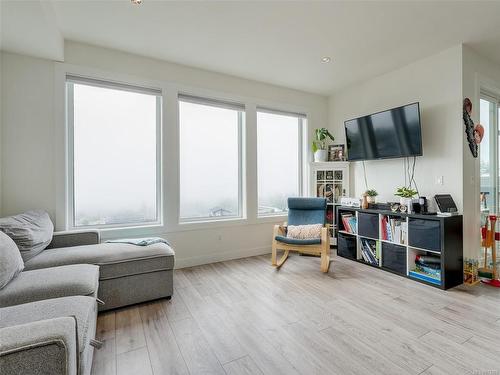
[344,102,422,161]
[434,194,458,215]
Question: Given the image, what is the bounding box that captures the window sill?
[256,214,288,223]
[96,224,166,241]
[177,217,248,230]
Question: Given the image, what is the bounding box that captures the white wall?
[328,46,463,209]
[0,43,328,268]
[462,46,500,260]
[0,51,2,216]
[1,52,56,217]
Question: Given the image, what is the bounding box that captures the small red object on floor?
[481,278,500,287]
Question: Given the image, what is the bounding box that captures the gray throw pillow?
[0,231,25,289]
[0,210,54,262]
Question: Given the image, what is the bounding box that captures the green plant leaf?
[312,141,319,153]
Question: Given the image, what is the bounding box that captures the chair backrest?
[287,197,327,226]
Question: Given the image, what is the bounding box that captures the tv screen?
[344,102,422,161]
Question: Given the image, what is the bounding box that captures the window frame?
[178,94,246,224]
[256,107,306,218]
[66,75,163,230]
[480,90,500,213]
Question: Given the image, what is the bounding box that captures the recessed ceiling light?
[131,0,142,4]
[321,57,332,63]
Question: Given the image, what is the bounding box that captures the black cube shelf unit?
[335,206,463,290]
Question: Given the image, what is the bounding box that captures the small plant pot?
[399,197,413,213]
[314,150,328,162]
[367,196,376,204]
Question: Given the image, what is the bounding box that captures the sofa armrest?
[0,317,78,375]
[47,230,100,249]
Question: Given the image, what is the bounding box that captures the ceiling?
[2,1,500,95]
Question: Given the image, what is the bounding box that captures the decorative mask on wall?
[463,98,483,158]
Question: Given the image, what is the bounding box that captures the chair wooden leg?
[320,239,330,273]
[276,250,290,268]
[319,226,330,272]
[271,240,277,266]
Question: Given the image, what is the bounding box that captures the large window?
[179,95,244,222]
[257,109,305,216]
[67,76,161,228]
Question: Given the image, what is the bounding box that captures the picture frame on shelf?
[328,144,346,161]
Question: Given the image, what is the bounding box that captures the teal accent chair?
[272,197,331,272]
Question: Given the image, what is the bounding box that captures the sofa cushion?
[0,210,54,262]
[25,242,175,279]
[0,232,24,290]
[0,264,99,307]
[0,295,97,357]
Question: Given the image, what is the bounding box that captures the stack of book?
[409,255,441,285]
[360,238,380,266]
[380,216,407,244]
[341,213,357,234]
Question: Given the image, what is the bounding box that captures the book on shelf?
[341,213,357,234]
[381,216,406,245]
[414,255,441,277]
[411,254,441,281]
[360,238,379,266]
[409,270,441,285]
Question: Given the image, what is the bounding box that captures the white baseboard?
[175,246,271,269]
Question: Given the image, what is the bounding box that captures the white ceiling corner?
[0,0,64,61]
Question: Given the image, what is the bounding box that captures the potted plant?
[312,128,335,162]
[394,186,418,213]
[365,189,378,204]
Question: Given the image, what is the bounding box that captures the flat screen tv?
[344,102,422,161]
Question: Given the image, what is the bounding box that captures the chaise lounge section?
[24,230,175,311]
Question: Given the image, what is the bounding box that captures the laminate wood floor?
[91,254,500,375]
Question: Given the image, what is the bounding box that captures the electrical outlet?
[437,176,444,185]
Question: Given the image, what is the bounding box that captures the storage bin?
[408,218,441,252]
[358,212,379,239]
[337,232,357,259]
[382,242,406,275]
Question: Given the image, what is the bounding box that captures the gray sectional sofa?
[0,211,175,375]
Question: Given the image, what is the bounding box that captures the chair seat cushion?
[0,264,99,307]
[25,243,175,280]
[0,295,97,356]
[275,235,321,245]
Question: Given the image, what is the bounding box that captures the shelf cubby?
[407,247,442,286]
[358,237,381,267]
